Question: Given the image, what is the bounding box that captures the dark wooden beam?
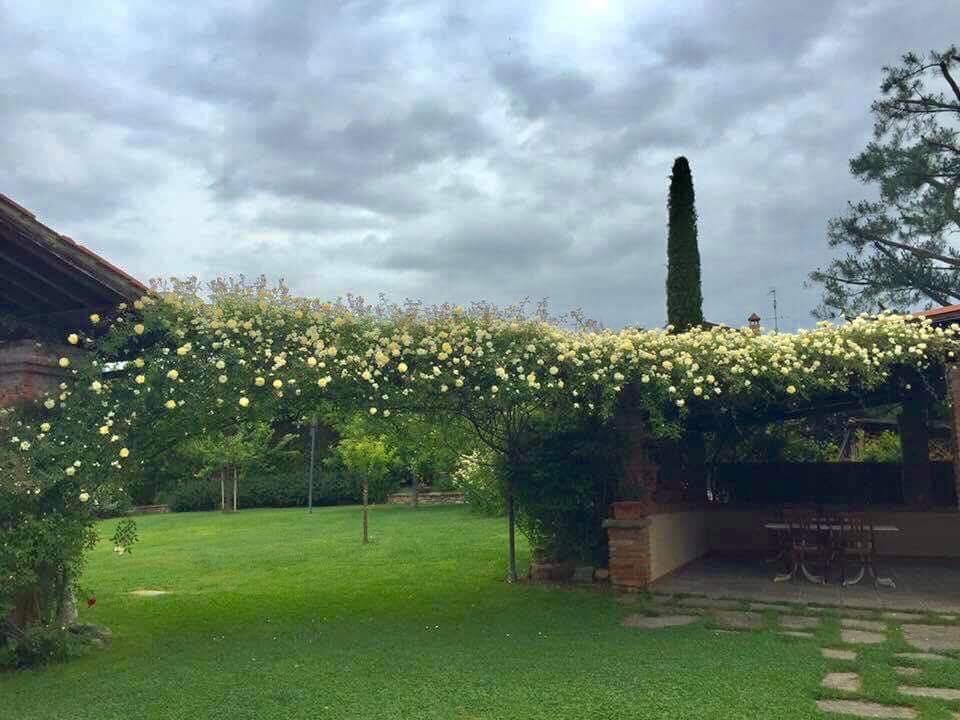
[0,219,128,306]
[0,244,93,307]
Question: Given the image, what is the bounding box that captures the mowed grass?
[1,505,829,720]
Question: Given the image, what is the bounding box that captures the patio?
[650,554,960,614]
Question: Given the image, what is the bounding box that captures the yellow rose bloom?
[119,448,130,458]
[239,396,250,407]
[58,357,70,368]
[67,333,79,345]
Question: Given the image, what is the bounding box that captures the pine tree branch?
[939,61,960,104]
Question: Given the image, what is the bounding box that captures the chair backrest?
[840,511,873,550]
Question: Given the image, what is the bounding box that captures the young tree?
[666,156,705,331]
[336,434,396,544]
[811,47,960,318]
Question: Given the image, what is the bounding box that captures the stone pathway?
[815,700,916,719]
[711,610,764,630]
[897,686,960,701]
[822,648,857,661]
[822,672,862,693]
[621,597,960,719]
[780,615,820,630]
[840,628,887,645]
[622,614,698,629]
[677,597,742,610]
[901,623,960,652]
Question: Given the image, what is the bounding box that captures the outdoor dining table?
[763,520,899,588]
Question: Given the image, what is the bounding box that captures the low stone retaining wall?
[129,504,171,515]
[387,491,465,506]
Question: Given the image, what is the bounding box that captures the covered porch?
[650,554,960,614]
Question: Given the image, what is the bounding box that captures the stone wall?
[387,491,465,506]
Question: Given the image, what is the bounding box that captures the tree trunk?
[362,479,369,544]
[506,476,517,583]
[412,474,419,510]
[222,467,237,512]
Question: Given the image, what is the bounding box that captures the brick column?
[0,339,75,407]
[614,383,659,501]
[603,503,652,591]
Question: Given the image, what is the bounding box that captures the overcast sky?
[2,1,956,330]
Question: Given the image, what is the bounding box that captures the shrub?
[1,625,87,669]
[452,451,504,516]
[510,417,619,566]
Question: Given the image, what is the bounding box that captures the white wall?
[648,511,709,581]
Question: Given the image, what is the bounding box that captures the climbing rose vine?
[2,284,958,626]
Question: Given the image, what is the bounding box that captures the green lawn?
[1,505,934,719]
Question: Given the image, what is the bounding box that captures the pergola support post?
[899,383,932,507]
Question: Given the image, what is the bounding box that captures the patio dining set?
[765,507,898,588]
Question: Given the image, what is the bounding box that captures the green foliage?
[811,46,960,318]
[856,430,902,462]
[452,450,505,516]
[335,433,399,502]
[510,417,619,564]
[666,156,705,331]
[717,422,840,463]
[1,624,88,670]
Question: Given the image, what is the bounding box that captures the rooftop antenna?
[768,288,780,332]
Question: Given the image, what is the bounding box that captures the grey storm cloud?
[1,0,957,329]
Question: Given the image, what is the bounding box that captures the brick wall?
[0,340,74,408]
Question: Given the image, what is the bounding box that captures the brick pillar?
[949,364,960,509]
[603,504,652,590]
[0,339,75,407]
[899,383,932,507]
[614,383,659,502]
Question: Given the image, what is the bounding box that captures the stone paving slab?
[622,614,698,629]
[751,602,792,612]
[836,609,881,619]
[823,648,858,661]
[894,667,921,677]
[902,624,960,651]
[712,610,764,630]
[841,629,887,645]
[815,700,916,718]
[678,597,742,610]
[841,618,887,632]
[781,616,820,630]
[898,685,960,701]
[822,672,862,692]
[883,612,925,621]
[895,652,953,662]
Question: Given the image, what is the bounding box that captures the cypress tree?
[666,156,704,332]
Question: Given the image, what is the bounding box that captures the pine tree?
[666,156,704,331]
